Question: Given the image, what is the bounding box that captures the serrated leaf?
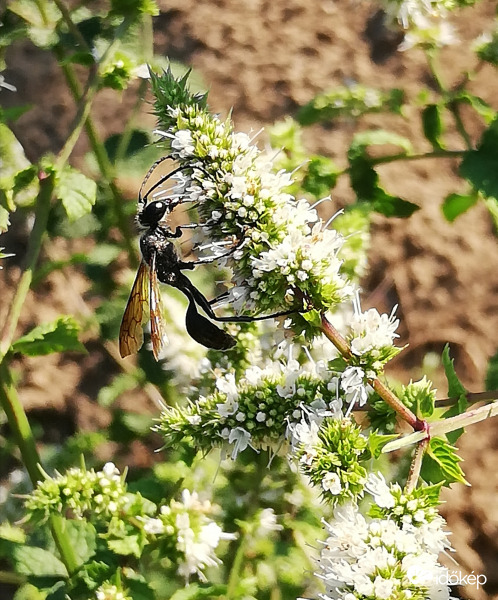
[424,437,468,486]
[368,431,399,458]
[442,192,478,222]
[55,166,97,221]
[460,117,498,199]
[485,349,498,391]
[63,520,97,567]
[441,344,468,443]
[12,545,68,577]
[107,535,141,557]
[12,316,86,356]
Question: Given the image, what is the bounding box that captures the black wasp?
[119,158,295,360]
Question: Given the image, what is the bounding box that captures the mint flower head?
[149,69,354,336]
[155,358,344,459]
[305,477,453,600]
[25,462,128,522]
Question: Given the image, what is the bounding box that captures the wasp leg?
[176,273,299,323]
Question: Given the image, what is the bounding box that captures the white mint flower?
[228,427,252,459]
[322,472,342,495]
[256,508,283,536]
[365,472,396,508]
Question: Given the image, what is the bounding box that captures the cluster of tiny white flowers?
[382,0,458,49]
[156,357,347,460]
[95,583,131,600]
[154,102,354,319]
[312,475,453,600]
[349,306,400,357]
[143,489,236,582]
[25,462,128,521]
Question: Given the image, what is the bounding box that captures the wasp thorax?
[139,201,169,228]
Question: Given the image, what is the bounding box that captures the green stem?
[0,363,42,484]
[448,100,473,150]
[320,314,424,431]
[0,173,54,358]
[57,58,138,266]
[226,456,267,599]
[0,363,80,575]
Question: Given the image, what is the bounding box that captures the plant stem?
[405,438,429,493]
[382,400,498,453]
[0,362,80,575]
[320,314,424,430]
[0,173,54,358]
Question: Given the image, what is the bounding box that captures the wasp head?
[138,200,170,230]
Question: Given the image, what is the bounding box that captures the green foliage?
[422,437,468,486]
[485,348,498,390]
[441,344,468,443]
[460,116,498,199]
[296,85,404,125]
[1,3,497,599]
[422,104,444,150]
[55,166,97,222]
[348,131,419,218]
[442,192,478,221]
[11,317,86,356]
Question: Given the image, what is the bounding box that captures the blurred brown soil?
[2,0,498,597]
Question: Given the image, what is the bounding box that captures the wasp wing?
[149,251,167,360]
[119,261,150,358]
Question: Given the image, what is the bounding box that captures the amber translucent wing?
[149,251,167,360]
[119,261,149,357]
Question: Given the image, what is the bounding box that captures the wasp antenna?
[139,155,174,205]
[142,163,195,206]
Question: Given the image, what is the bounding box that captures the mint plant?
[1,1,498,599]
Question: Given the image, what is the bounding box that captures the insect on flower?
[119,158,297,360]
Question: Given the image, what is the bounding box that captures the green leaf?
[368,431,399,458]
[485,348,498,391]
[107,535,142,557]
[348,135,418,218]
[456,92,496,125]
[460,116,498,199]
[441,344,468,443]
[55,166,97,221]
[302,155,339,197]
[63,520,97,567]
[350,130,413,154]
[13,583,47,600]
[0,523,26,544]
[442,192,478,222]
[12,546,68,577]
[12,316,86,356]
[422,104,444,150]
[423,437,468,486]
[0,123,38,230]
[372,193,419,218]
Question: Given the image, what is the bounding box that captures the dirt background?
[2,0,498,598]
